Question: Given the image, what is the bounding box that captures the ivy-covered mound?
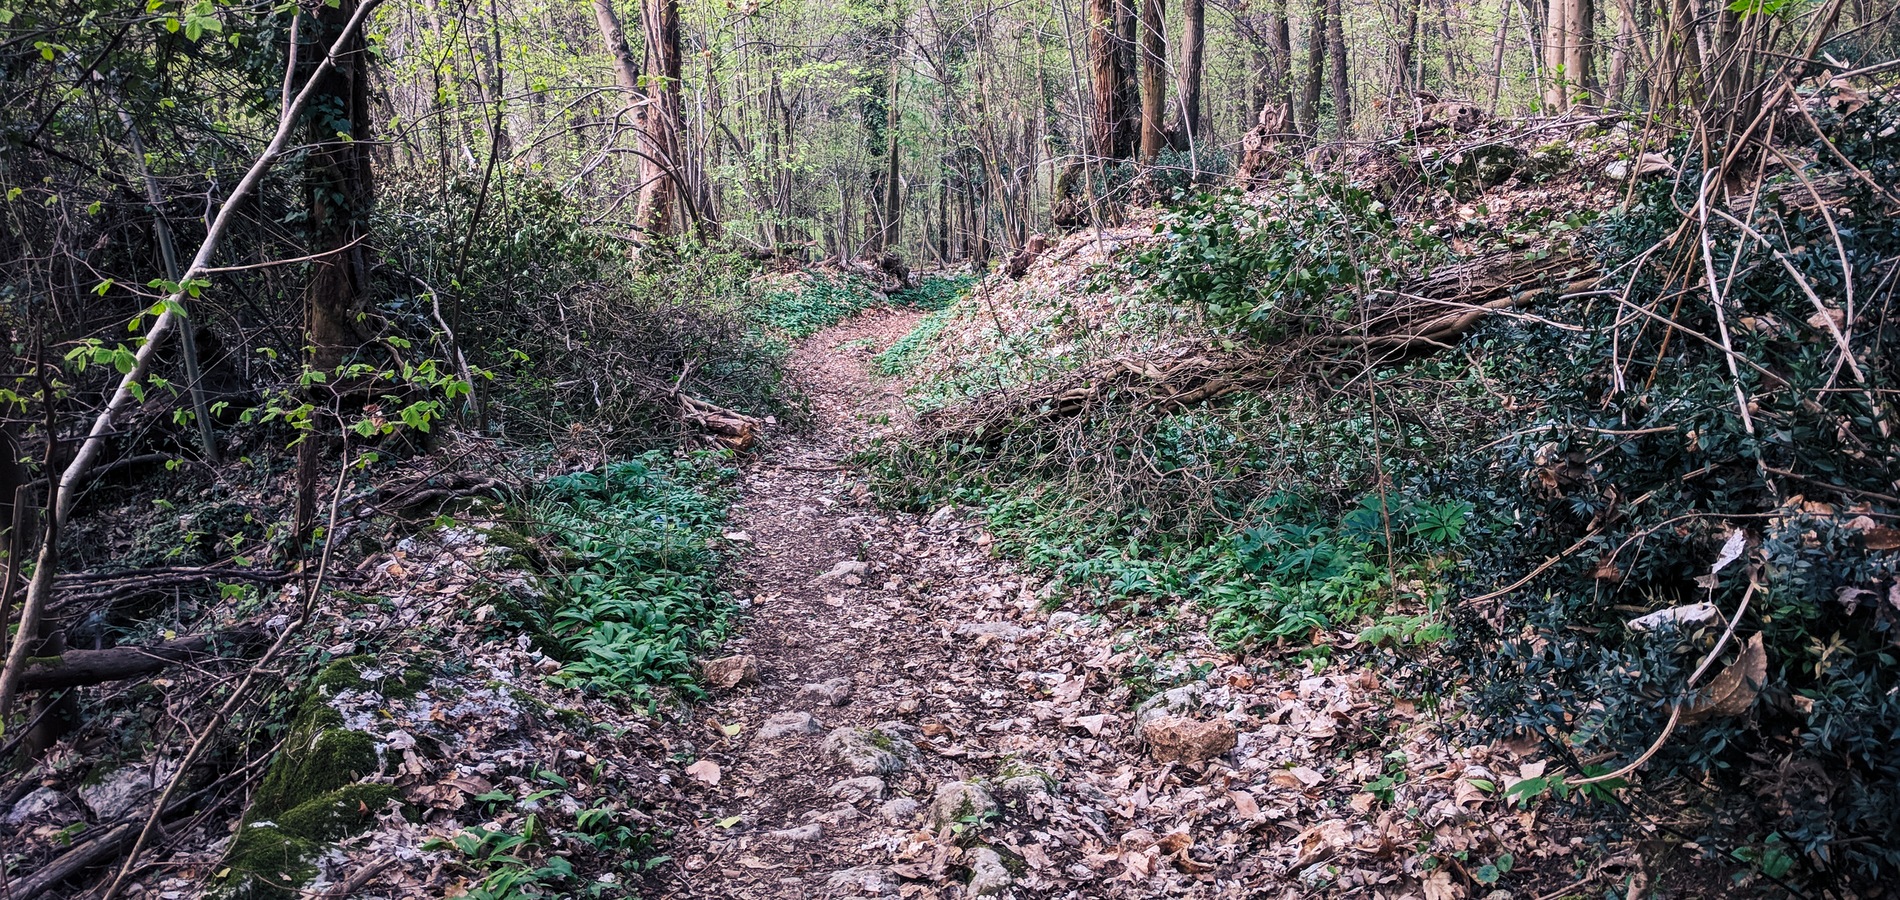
[1448,99,1900,888]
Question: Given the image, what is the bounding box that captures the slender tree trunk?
[1565,0,1594,106]
[421,0,478,168]
[881,57,902,252]
[1138,0,1167,161]
[1175,0,1205,145]
[1300,0,1328,137]
[1487,2,1511,113]
[295,0,375,544]
[1326,0,1351,136]
[593,0,644,98]
[1544,0,1567,109]
[1608,1,1632,105]
[1394,0,1421,104]
[1436,0,1461,87]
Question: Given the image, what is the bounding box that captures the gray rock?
[806,802,863,827]
[879,797,921,824]
[826,866,900,897]
[966,847,1013,896]
[79,762,169,822]
[1134,682,1207,727]
[998,772,1054,800]
[927,781,998,831]
[827,776,887,804]
[823,723,917,775]
[760,711,822,740]
[812,560,868,585]
[6,787,77,826]
[954,621,1026,642]
[769,823,825,842]
[798,677,855,707]
[701,655,758,690]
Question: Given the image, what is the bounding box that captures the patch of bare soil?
[663,312,1596,900]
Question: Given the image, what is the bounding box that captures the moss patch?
[274,783,399,842]
[310,654,429,700]
[219,824,320,900]
[249,727,377,822]
[216,683,390,899]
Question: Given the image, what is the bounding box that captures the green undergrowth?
[529,451,736,707]
[759,272,974,341]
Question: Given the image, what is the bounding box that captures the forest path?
[661,309,1303,900]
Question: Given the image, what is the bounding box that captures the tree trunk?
[1115,0,1141,158]
[1544,0,1566,110]
[1394,0,1421,105]
[295,0,375,545]
[1565,0,1594,106]
[1175,0,1206,146]
[1300,0,1327,137]
[1138,0,1167,161]
[1087,0,1124,162]
[1487,2,1512,113]
[1608,0,1632,105]
[1436,0,1461,87]
[636,0,685,236]
[1326,0,1351,136]
[593,0,645,97]
[881,60,902,253]
[1267,0,1293,114]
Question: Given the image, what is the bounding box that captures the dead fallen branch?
[677,392,762,450]
[16,629,267,691]
[48,566,295,611]
[9,823,139,900]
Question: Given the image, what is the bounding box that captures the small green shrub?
[757,275,886,338]
[531,452,735,705]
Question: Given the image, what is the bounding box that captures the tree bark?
[1326,0,1351,136]
[1394,0,1422,105]
[636,0,686,236]
[1300,0,1327,137]
[1544,0,1566,110]
[593,0,645,97]
[1267,0,1293,114]
[1087,0,1125,162]
[1138,0,1167,161]
[1175,0,1206,145]
[295,0,376,545]
[881,58,902,252]
[1565,0,1593,106]
[1115,0,1141,157]
[1487,2,1512,113]
[1608,0,1632,105]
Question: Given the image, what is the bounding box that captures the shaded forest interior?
[3,0,1900,897]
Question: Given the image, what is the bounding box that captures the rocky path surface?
[664,311,1520,900]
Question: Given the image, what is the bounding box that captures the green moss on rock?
[250,727,377,822]
[274,783,398,842]
[219,824,320,900]
[215,687,395,900]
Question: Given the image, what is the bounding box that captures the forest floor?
[660,309,1580,900]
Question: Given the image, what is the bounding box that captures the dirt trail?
[664,311,1478,900]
